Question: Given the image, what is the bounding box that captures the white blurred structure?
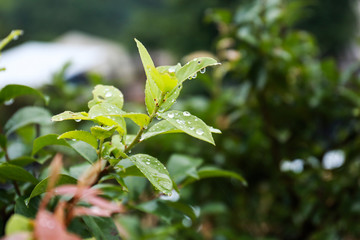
[322,150,345,170]
[0,31,135,89]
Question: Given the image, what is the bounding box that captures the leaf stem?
[124,92,166,154]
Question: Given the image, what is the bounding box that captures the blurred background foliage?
[1,0,360,239]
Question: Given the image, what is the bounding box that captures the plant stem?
[124,93,166,154]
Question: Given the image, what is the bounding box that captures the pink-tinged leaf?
[34,210,81,240]
[73,206,113,217]
[85,196,124,213]
[1,232,30,240]
[54,185,100,198]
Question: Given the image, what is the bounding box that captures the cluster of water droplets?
[166,111,205,136]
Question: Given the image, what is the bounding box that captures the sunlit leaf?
[148,66,178,93]
[95,116,126,136]
[141,120,183,141]
[51,111,90,122]
[91,125,117,140]
[4,107,52,135]
[88,85,124,109]
[158,110,215,145]
[58,130,98,150]
[128,154,173,195]
[5,214,32,235]
[176,57,220,84]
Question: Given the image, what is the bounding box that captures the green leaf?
[91,125,117,140]
[142,120,183,141]
[95,116,126,136]
[183,166,247,186]
[28,174,77,202]
[176,57,220,84]
[158,85,182,113]
[148,66,178,93]
[89,102,149,127]
[88,102,125,117]
[69,141,98,163]
[158,110,215,145]
[121,112,150,127]
[0,163,38,184]
[4,106,52,135]
[51,111,90,122]
[5,214,33,235]
[82,216,119,240]
[144,75,161,115]
[166,154,203,183]
[32,134,70,156]
[135,38,155,79]
[59,130,98,150]
[10,157,37,167]
[32,134,97,163]
[15,196,41,218]
[135,38,162,115]
[88,84,124,109]
[128,154,173,195]
[0,84,48,105]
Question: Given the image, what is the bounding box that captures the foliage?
[159,0,360,239]
[0,35,245,239]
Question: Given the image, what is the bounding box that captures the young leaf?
[144,76,161,115]
[134,38,155,79]
[158,85,182,113]
[128,154,173,195]
[88,85,124,109]
[0,163,38,184]
[135,38,162,115]
[0,84,48,105]
[89,103,149,128]
[158,110,215,145]
[88,102,125,117]
[91,125,117,140]
[121,113,150,127]
[51,111,90,122]
[148,66,178,93]
[5,214,33,235]
[58,130,98,150]
[27,174,77,203]
[4,106,52,135]
[176,57,220,84]
[95,116,126,136]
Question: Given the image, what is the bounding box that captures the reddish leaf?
[85,195,123,213]
[54,185,100,198]
[73,206,114,217]
[34,210,80,240]
[1,233,30,240]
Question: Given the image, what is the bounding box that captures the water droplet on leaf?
[183,111,191,116]
[105,92,112,98]
[75,119,81,122]
[168,113,174,118]
[4,98,14,106]
[200,68,206,74]
[196,128,204,135]
[192,73,197,79]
